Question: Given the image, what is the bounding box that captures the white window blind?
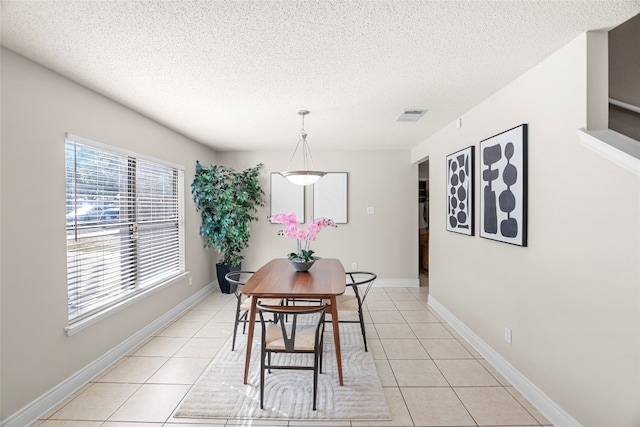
[65,134,185,322]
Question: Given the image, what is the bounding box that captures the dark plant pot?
[289,259,315,272]
[216,262,240,294]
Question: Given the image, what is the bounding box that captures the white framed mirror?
[313,172,348,223]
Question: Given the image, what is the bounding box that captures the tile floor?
[33,280,552,427]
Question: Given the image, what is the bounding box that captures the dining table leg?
[329,295,344,386]
[243,296,258,384]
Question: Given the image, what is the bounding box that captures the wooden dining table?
[241,258,346,385]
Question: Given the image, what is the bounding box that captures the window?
[65,134,185,323]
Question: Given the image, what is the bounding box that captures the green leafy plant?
[191,161,265,266]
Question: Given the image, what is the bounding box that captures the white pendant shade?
[280,170,326,186]
[281,110,325,186]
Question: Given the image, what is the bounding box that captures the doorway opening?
[418,159,429,287]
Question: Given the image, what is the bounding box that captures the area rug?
[174,322,391,420]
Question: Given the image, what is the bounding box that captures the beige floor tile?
[408,323,454,339]
[147,357,210,384]
[365,288,392,301]
[400,310,440,323]
[420,339,474,359]
[389,359,448,387]
[38,384,94,419]
[385,289,416,300]
[364,322,379,339]
[96,356,167,383]
[375,323,416,339]
[49,383,140,421]
[36,421,104,426]
[209,310,238,322]
[368,310,405,323]
[108,384,190,422]
[133,337,189,357]
[459,340,484,358]
[393,299,428,311]
[401,387,476,426]
[435,360,501,386]
[165,417,226,425]
[454,386,539,426]
[409,286,429,297]
[505,386,552,425]
[177,308,217,323]
[352,386,413,426]
[367,338,388,360]
[365,300,399,311]
[31,420,104,427]
[156,320,205,338]
[442,323,463,339]
[373,359,397,386]
[173,337,228,357]
[478,359,511,386]
[381,339,430,359]
[103,423,163,426]
[35,286,556,427]
[194,320,235,338]
[176,308,219,325]
[425,308,446,323]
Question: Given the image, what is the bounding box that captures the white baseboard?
[428,296,581,427]
[1,283,216,427]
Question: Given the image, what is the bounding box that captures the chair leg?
[358,309,369,351]
[319,334,324,373]
[241,311,248,334]
[232,297,242,351]
[358,303,368,352]
[313,351,319,411]
[260,347,266,409]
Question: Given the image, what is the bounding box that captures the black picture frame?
[446,146,475,235]
[479,124,528,246]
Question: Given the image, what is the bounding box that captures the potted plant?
[191,161,265,293]
[269,212,337,271]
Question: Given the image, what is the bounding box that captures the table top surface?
[242,258,346,297]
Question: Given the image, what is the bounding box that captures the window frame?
[64,133,186,336]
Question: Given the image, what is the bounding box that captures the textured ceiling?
[2,1,639,151]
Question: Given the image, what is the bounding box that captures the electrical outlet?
[366,207,375,214]
[188,276,193,286]
[351,262,357,270]
[504,327,512,344]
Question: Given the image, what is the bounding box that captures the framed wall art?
[446,146,475,235]
[479,124,528,246]
[269,173,304,223]
[313,172,348,223]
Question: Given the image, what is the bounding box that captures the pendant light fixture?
[280,110,326,186]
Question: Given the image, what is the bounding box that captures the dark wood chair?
[328,271,377,351]
[256,302,326,411]
[224,271,282,351]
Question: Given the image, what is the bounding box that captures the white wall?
[218,150,418,281]
[0,47,218,420]
[412,33,640,426]
[0,47,420,422]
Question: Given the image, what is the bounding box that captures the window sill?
[64,272,188,337]
[577,128,640,176]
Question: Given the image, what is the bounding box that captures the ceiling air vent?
[396,109,427,122]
